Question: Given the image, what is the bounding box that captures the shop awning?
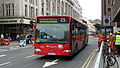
[113,9,120,22]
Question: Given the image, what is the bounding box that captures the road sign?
[20,40,26,46]
[103,16,111,26]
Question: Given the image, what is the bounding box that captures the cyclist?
[98,34,105,51]
[106,33,116,53]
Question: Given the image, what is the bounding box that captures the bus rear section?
[34,16,72,56]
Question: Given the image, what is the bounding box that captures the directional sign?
[103,16,111,26]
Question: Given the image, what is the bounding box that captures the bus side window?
[79,29,84,35]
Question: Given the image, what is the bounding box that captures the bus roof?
[36,16,87,27]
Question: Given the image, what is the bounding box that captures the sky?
[79,0,101,20]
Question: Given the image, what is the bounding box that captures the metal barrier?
[94,41,104,68]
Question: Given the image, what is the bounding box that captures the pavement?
[0,41,32,49]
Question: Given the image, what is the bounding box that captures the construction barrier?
[94,41,104,68]
[0,38,10,45]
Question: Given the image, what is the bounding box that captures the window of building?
[25,5,27,16]
[61,1,64,15]
[2,3,14,16]
[108,0,111,4]
[57,5,60,14]
[71,7,73,16]
[12,3,14,16]
[108,8,111,12]
[117,22,120,27]
[8,4,11,16]
[25,0,27,2]
[29,0,34,4]
[46,0,49,10]
[32,0,34,4]
[68,5,70,16]
[31,7,34,18]
[29,0,32,3]
[29,6,31,17]
[5,4,8,16]
[36,9,38,16]
[57,0,60,15]
[52,0,56,15]
[42,0,44,15]
[2,4,4,16]
[65,3,67,15]
[36,0,37,5]
[57,0,60,4]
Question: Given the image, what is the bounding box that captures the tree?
[94,23,101,30]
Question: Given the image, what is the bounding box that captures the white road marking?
[10,45,32,50]
[43,59,59,68]
[0,55,6,58]
[0,49,8,52]
[25,55,36,58]
[0,62,11,67]
[0,45,32,52]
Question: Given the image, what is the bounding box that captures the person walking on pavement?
[16,34,20,41]
[115,31,120,57]
[1,34,4,38]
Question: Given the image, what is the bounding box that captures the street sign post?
[103,16,111,26]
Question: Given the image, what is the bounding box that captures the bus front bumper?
[34,51,72,56]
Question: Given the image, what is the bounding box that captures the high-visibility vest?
[115,35,120,45]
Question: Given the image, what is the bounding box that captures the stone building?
[0,0,82,40]
[112,0,120,32]
[101,0,113,33]
[102,0,120,33]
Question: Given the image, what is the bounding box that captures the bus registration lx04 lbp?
[48,53,56,55]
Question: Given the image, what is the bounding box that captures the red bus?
[34,16,88,56]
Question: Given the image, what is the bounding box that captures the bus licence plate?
[48,53,56,55]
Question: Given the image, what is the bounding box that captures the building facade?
[102,0,115,33]
[112,0,120,32]
[0,0,82,40]
[102,0,120,33]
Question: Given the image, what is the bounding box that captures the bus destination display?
[37,17,68,23]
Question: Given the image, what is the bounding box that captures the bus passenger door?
[71,23,78,53]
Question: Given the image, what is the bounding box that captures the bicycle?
[102,41,119,68]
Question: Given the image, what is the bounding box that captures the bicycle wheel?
[107,55,116,66]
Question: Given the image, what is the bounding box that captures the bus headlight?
[35,49,41,51]
[58,45,63,48]
[63,50,71,52]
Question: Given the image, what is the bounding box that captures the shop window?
[117,22,120,27]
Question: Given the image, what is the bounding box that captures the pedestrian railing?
[94,41,119,68]
[94,41,104,68]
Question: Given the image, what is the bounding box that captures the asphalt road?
[0,36,98,68]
